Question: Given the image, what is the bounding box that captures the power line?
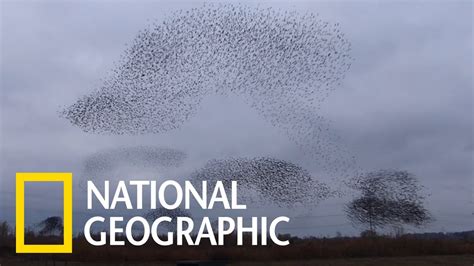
[279,223,352,230]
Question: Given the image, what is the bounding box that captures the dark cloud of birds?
[346,170,428,203]
[61,4,351,135]
[345,170,433,230]
[62,4,356,205]
[190,157,332,207]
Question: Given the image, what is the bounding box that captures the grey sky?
[1,1,472,236]
[24,182,63,229]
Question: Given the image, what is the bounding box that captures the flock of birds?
[191,157,331,207]
[64,4,356,208]
[347,170,426,203]
[144,207,193,231]
[82,146,186,178]
[345,170,432,228]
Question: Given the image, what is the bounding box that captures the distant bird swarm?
[65,4,355,206]
[82,146,186,179]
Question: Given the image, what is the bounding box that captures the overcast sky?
[1,0,472,237]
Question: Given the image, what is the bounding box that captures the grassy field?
[1,255,473,266]
[1,229,473,265]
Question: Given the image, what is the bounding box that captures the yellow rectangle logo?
[16,172,73,253]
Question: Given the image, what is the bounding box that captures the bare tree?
[0,221,11,240]
[36,216,63,236]
[345,170,432,234]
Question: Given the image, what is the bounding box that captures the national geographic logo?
[16,173,72,253]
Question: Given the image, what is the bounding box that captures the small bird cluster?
[190,157,332,207]
[144,207,193,232]
[82,146,186,179]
